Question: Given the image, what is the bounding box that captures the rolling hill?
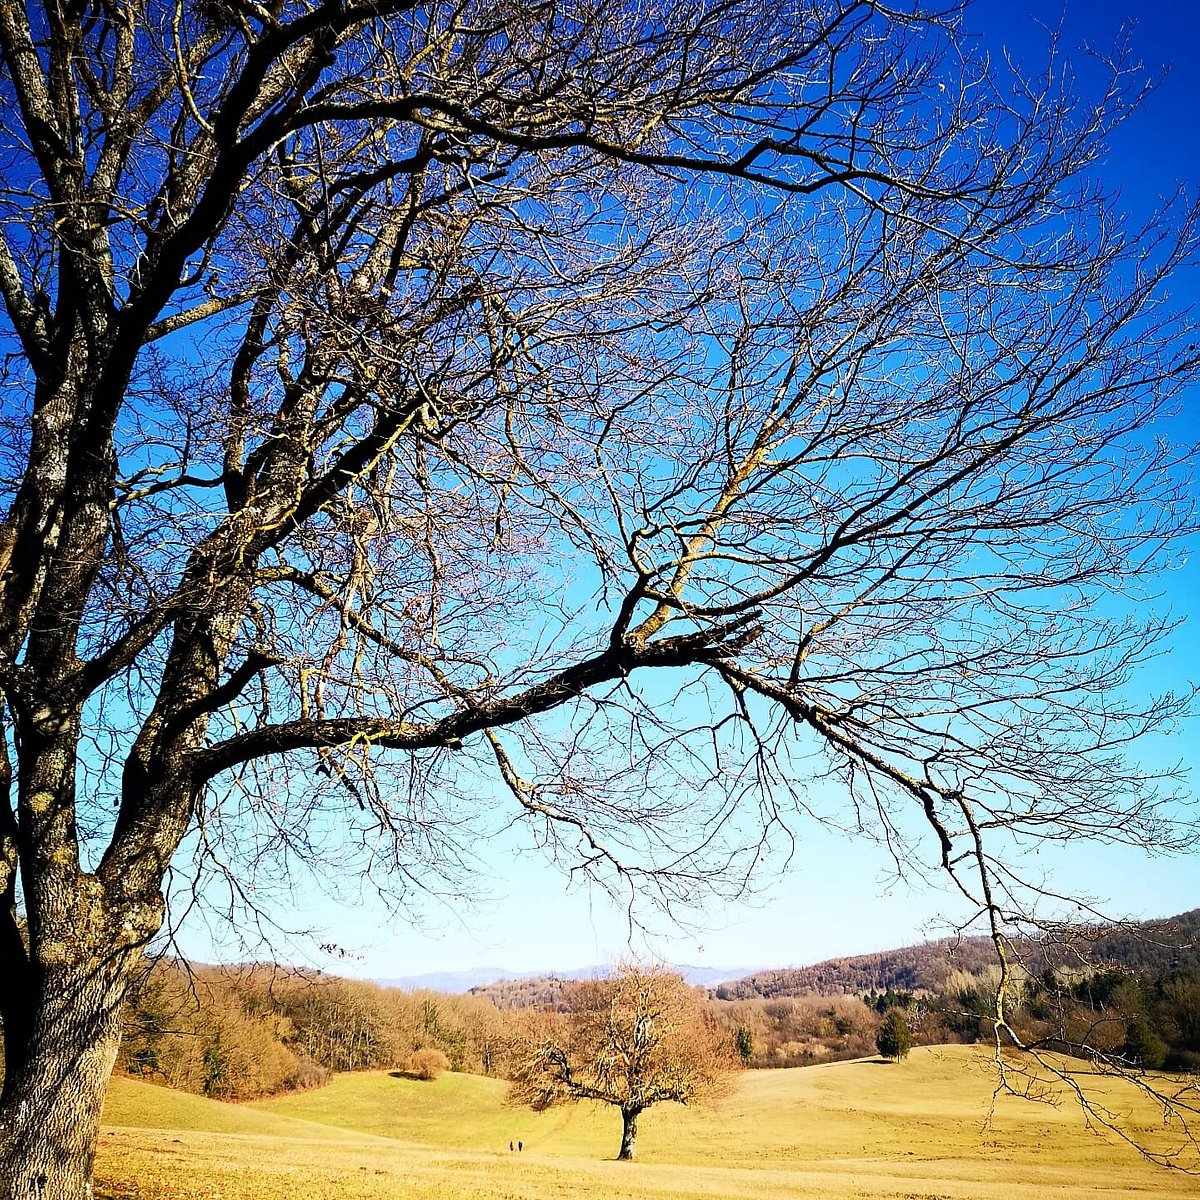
[96,1046,1200,1200]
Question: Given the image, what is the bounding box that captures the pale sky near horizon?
[174,0,1200,983]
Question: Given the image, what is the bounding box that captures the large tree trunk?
[617,1105,641,1161]
[0,941,134,1199]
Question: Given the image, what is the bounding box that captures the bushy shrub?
[1165,1049,1200,1074]
[405,1047,451,1080]
[288,1055,332,1090]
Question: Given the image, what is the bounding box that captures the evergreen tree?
[735,1027,755,1066]
[1123,1019,1168,1071]
[876,1011,914,1062]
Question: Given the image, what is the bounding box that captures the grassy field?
[96,1046,1200,1200]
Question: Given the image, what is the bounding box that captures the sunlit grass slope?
[96,1046,1200,1200]
[103,1076,358,1140]
[250,1066,615,1154]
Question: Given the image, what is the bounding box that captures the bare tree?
[0,0,1197,1194]
[508,965,734,1160]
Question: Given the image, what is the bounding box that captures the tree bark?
[617,1106,641,1161]
[0,954,129,1200]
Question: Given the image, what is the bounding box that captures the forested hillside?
[114,961,519,1100]
[713,939,998,999]
[467,976,577,1010]
[713,911,1200,1000]
[1085,910,1200,974]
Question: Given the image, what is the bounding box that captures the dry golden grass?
[95,1046,1200,1199]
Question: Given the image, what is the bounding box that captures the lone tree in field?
[508,966,734,1160]
[1,0,1199,1193]
[876,1010,914,1063]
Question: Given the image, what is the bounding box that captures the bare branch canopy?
[0,0,1197,1195]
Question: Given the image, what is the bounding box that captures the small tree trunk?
[0,949,132,1199]
[617,1106,641,1161]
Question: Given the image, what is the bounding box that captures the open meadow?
[95,1046,1200,1200]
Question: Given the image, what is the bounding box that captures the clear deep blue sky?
[179,1,1200,982]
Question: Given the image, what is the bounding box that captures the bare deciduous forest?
[88,909,1200,1097]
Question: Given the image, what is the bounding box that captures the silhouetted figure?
[509,1141,513,1152]
[518,1141,523,1152]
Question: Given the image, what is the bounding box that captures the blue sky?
[177,1,1200,982]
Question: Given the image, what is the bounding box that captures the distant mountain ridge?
[409,909,1200,1007]
[374,967,546,993]
[376,963,758,995]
